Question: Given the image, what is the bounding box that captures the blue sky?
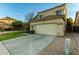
[0,3,79,21]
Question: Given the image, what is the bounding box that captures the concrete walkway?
[38,33,78,55]
[65,33,78,54]
[38,36,64,55]
[0,42,10,55]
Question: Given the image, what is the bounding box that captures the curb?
[0,42,10,55]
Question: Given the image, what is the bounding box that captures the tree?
[66,17,73,32]
[25,12,34,22]
[11,20,24,30]
[67,17,73,27]
[24,12,35,32]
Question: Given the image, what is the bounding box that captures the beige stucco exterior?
[0,17,15,30]
[38,5,66,18]
[0,20,14,24]
[30,18,65,36]
[74,11,79,26]
[30,18,64,26]
[34,4,67,20]
[30,4,66,36]
[0,17,15,24]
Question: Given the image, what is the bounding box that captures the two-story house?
[74,11,79,26]
[0,17,15,31]
[30,4,67,36]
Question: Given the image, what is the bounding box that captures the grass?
[0,31,24,41]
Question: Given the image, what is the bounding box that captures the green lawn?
[0,32,24,41]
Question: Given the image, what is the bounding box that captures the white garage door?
[35,24,57,35]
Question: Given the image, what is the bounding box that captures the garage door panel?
[35,24,57,35]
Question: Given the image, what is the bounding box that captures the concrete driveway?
[2,34,56,55]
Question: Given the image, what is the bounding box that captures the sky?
[0,3,79,21]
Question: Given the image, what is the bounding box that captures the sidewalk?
[0,31,20,35]
[0,31,13,55]
[0,42,10,55]
[38,33,78,55]
[38,36,64,55]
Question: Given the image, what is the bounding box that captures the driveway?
[2,34,56,55]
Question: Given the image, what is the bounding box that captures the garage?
[35,24,57,35]
[30,16,65,36]
[30,4,66,36]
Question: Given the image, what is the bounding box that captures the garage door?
[35,24,57,35]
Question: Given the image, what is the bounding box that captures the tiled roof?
[38,3,66,14]
[30,15,65,23]
[0,16,16,20]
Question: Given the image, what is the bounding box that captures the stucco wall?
[30,18,64,26]
[57,24,65,36]
[0,20,15,24]
[75,12,79,26]
[30,19,65,36]
[30,4,66,36]
[37,5,67,18]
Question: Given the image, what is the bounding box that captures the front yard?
[0,31,78,55]
[0,31,25,41]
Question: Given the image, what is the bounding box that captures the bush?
[26,30,35,34]
[26,30,30,33]
[11,20,24,30]
[30,30,35,34]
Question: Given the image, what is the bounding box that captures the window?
[39,15,42,18]
[56,10,63,15]
[38,14,42,19]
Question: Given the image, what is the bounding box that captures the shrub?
[26,30,35,34]
[11,20,24,30]
[30,30,35,34]
[26,30,30,33]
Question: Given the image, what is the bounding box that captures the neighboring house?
[0,16,15,24]
[74,11,79,26]
[0,22,12,30]
[0,17,15,31]
[72,11,79,32]
[30,4,67,36]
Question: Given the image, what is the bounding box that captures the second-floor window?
[38,14,42,18]
[56,10,63,15]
